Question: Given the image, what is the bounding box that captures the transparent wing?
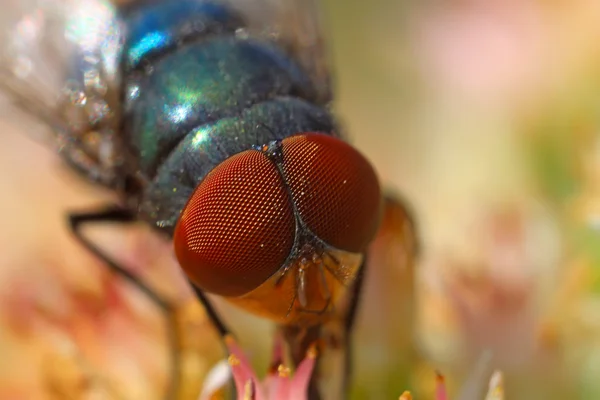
[0,0,124,188]
[0,0,334,186]
[223,0,334,104]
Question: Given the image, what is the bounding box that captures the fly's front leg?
[186,280,230,338]
[68,207,180,400]
[68,206,231,400]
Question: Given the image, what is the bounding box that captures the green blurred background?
[324,0,600,399]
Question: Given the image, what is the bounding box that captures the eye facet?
[174,150,295,297]
[280,133,382,253]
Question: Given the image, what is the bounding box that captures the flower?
[401,370,505,400]
[200,334,317,400]
[201,333,506,400]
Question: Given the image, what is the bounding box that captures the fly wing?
[223,0,334,105]
[0,0,124,188]
[0,0,334,187]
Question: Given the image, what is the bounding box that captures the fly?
[0,0,418,399]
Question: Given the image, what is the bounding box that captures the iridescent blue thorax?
[118,0,337,234]
[122,0,241,70]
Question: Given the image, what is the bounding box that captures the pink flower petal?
[204,335,317,400]
[265,333,290,400]
[266,366,291,400]
[224,336,265,400]
[289,344,317,400]
[435,371,448,400]
[266,334,316,400]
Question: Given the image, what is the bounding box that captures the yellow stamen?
[399,391,413,400]
[306,342,318,359]
[277,364,291,378]
[228,354,240,367]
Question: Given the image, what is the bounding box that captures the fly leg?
[68,206,181,400]
[185,281,230,338]
[68,206,230,400]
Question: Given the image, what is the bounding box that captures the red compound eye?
[174,150,295,297]
[281,133,382,253]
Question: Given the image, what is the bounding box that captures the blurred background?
[2,0,600,399]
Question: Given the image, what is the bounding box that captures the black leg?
[187,281,230,338]
[68,205,231,400]
[68,206,180,400]
[68,207,170,308]
[342,257,367,398]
